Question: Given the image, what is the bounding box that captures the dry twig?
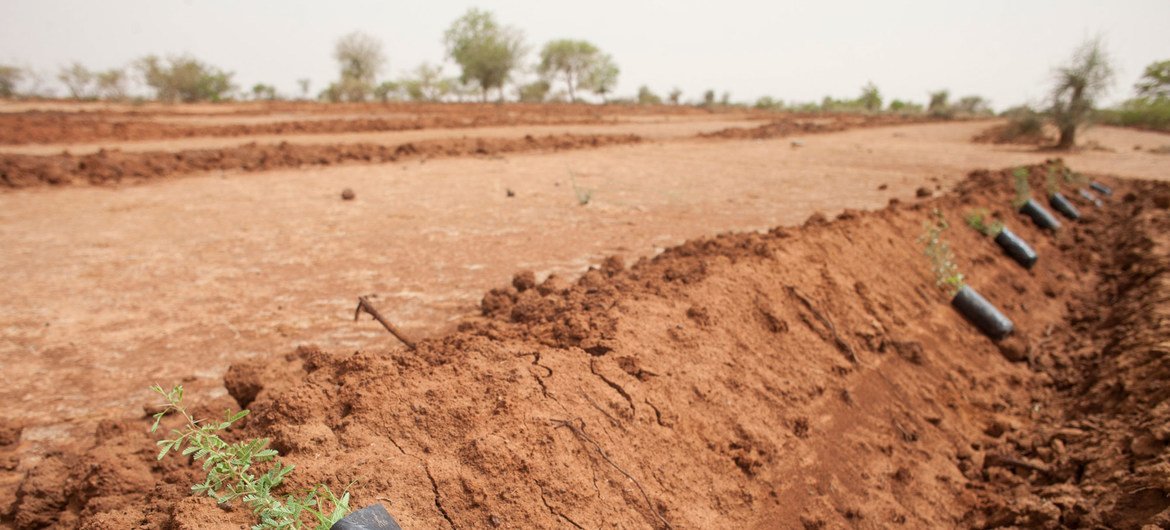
[786,285,859,363]
[354,295,417,350]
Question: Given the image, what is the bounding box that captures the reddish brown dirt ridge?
[0,102,708,145]
[3,162,1168,529]
[699,113,933,140]
[0,134,642,188]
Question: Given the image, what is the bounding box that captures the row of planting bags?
[951,167,1111,340]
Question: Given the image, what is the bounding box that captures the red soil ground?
[4,160,1168,528]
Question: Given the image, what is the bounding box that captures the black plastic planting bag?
[1090,181,1113,196]
[1078,188,1103,208]
[994,227,1038,269]
[951,286,1014,340]
[331,504,403,530]
[1019,199,1061,231]
[1049,192,1081,220]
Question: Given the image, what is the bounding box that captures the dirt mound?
[972,122,1054,146]
[699,114,934,140]
[0,134,642,188]
[0,104,628,145]
[5,162,1168,529]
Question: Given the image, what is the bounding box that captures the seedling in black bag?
[965,208,1038,269]
[922,209,1014,339]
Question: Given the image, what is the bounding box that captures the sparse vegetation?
[136,55,234,102]
[928,90,952,118]
[58,62,94,99]
[401,62,453,102]
[1050,37,1114,149]
[859,82,882,112]
[1096,59,1170,132]
[964,208,1004,237]
[150,384,350,529]
[251,83,278,101]
[518,79,551,102]
[444,8,526,102]
[95,68,128,100]
[636,85,661,105]
[921,209,965,297]
[0,65,22,98]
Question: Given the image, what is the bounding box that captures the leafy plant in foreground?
[921,209,965,297]
[963,208,1004,237]
[150,385,349,529]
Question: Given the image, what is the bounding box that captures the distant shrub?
[1096,97,1170,132]
[888,99,923,113]
[136,55,234,102]
[636,85,661,105]
[518,80,551,102]
[0,65,23,98]
[754,96,783,110]
[858,82,882,112]
[928,90,953,118]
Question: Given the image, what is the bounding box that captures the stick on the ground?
[786,285,859,364]
[354,296,417,350]
[551,417,673,529]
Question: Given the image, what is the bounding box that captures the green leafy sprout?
[150,385,350,530]
[568,170,593,206]
[963,208,1004,237]
[1011,166,1032,208]
[920,208,965,297]
[1045,165,1061,197]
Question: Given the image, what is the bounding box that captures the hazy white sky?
[2,0,1167,108]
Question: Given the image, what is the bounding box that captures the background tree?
[518,80,550,102]
[251,83,277,101]
[0,65,22,98]
[1135,59,1170,100]
[374,81,402,102]
[329,31,386,102]
[702,89,715,107]
[636,85,661,105]
[719,91,731,106]
[297,78,311,100]
[1050,37,1113,149]
[581,53,618,103]
[444,8,526,102]
[955,95,991,115]
[538,40,617,102]
[136,55,234,102]
[668,87,682,105]
[401,62,452,102]
[95,69,127,100]
[858,82,882,112]
[58,62,94,99]
[928,89,951,118]
[754,96,782,110]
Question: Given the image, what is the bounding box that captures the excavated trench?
[1,160,1168,529]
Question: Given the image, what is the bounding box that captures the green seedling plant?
[568,170,593,206]
[1045,165,1061,197]
[1012,166,1032,208]
[921,209,965,297]
[964,208,1004,237]
[150,385,350,530]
